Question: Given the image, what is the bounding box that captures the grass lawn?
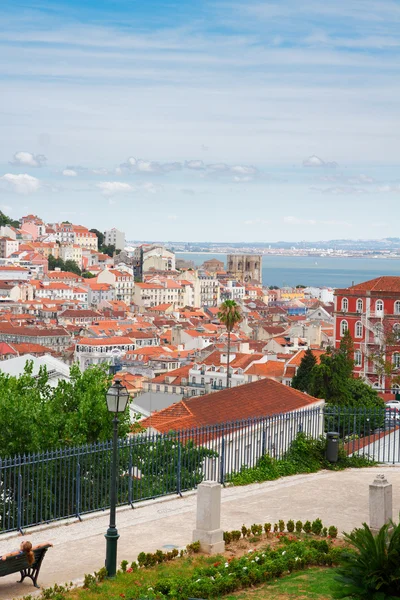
[225,568,345,599]
[68,563,345,600]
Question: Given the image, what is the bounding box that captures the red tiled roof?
[77,336,136,346]
[142,377,321,432]
[338,276,400,294]
[286,349,325,367]
[245,361,285,377]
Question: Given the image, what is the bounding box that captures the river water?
[176,253,400,288]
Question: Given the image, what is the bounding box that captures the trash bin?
[326,432,339,463]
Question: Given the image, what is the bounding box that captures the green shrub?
[186,540,200,554]
[303,520,312,534]
[120,560,128,573]
[273,523,278,533]
[264,522,271,534]
[329,525,338,538]
[295,520,303,533]
[241,524,248,537]
[287,519,295,533]
[223,531,232,544]
[251,523,263,535]
[231,530,241,541]
[312,518,323,536]
[278,519,285,532]
[335,520,400,599]
[228,432,376,486]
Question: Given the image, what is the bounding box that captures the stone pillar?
[369,474,392,534]
[192,481,225,555]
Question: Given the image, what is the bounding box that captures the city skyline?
[1,0,399,241]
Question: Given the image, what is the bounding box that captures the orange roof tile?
[142,377,321,432]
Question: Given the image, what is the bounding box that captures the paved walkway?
[1,467,399,599]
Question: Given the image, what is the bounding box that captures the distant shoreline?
[176,252,400,260]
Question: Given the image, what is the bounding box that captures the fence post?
[176,434,182,497]
[75,461,82,521]
[128,438,134,508]
[219,431,225,486]
[262,425,267,457]
[17,471,23,534]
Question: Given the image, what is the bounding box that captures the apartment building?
[59,244,83,268]
[334,276,400,391]
[104,228,125,251]
[0,237,19,258]
[73,226,98,250]
[97,269,134,304]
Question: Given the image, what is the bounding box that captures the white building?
[176,270,220,307]
[104,228,125,251]
[97,269,134,304]
[223,280,245,301]
[59,245,83,268]
[142,245,176,272]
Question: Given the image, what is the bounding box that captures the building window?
[355,321,363,338]
[394,324,400,341]
[340,320,348,336]
[192,377,196,384]
[395,301,400,315]
[341,298,348,311]
[393,353,400,368]
[376,300,384,314]
[354,350,362,367]
[356,299,363,313]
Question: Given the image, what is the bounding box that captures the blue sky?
[1,0,400,242]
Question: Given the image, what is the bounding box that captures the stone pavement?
[1,466,400,599]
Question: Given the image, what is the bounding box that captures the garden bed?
[22,521,347,600]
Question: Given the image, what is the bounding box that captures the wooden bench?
[0,544,51,588]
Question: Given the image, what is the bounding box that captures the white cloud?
[10,151,46,168]
[62,169,78,177]
[231,165,258,175]
[97,181,134,196]
[377,184,400,193]
[233,175,253,183]
[185,160,205,170]
[0,173,41,194]
[244,218,270,225]
[303,155,338,168]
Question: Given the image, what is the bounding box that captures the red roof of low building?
[141,377,321,432]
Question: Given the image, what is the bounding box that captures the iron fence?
[1,405,398,534]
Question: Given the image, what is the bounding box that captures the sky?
[0,0,400,243]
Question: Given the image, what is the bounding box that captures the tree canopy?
[0,363,130,457]
[0,210,20,229]
[48,255,82,275]
[291,348,317,392]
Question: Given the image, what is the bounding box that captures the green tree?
[64,260,81,275]
[310,332,354,404]
[82,272,96,279]
[101,244,116,257]
[0,363,131,457]
[292,348,317,393]
[0,210,20,228]
[218,300,242,388]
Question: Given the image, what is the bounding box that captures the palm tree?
[218,300,242,388]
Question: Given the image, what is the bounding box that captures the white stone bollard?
[369,474,392,534]
[192,481,225,554]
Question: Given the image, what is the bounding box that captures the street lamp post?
[105,379,129,578]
